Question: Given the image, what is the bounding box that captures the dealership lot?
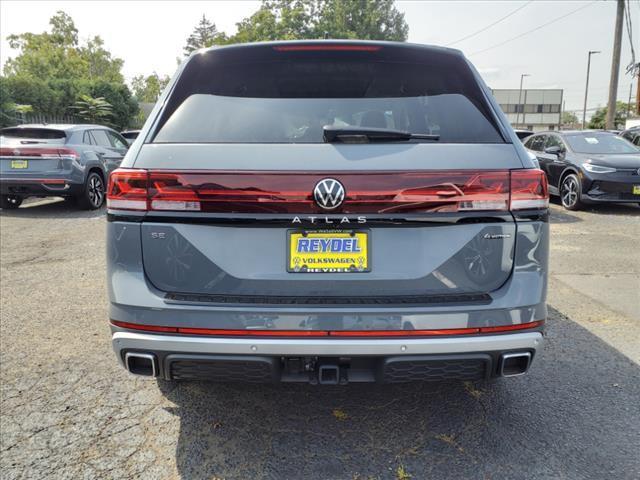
[1,200,639,480]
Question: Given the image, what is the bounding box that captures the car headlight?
[582,163,616,173]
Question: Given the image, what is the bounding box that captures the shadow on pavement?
[0,197,105,219]
[157,308,640,480]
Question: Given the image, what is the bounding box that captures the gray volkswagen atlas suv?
[108,41,549,384]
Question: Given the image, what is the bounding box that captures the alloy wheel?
[87,174,105,208]
[561,176,579,208]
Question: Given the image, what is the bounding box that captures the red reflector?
[510,169,549,210]
[107,168,148,210]
[273,45,382,52]
[330,328,480,336]
[1,178,66,184]
[178,328,328,337]
[479,320,544,333]
[110,320,543,337]
[110,320,178,333]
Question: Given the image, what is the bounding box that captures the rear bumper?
[112,330,543,382]
[0,178,83,196]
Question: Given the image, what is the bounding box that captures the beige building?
[492,89,563,132]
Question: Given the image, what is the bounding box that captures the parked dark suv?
[524,130,640,210]
[108,41,549,384]
[0,124,129,209]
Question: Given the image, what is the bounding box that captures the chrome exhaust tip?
[499,352,532,377]
[124,352,157,377]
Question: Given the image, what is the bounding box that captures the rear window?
[153,45,503,144]
[0,127,67,145]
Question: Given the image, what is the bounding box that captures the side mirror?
[544,145,563,156]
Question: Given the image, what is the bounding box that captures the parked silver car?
[0,124,129,209]
[108,41,549,384]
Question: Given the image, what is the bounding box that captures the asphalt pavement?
[0,198,639,480]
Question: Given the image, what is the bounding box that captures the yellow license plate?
[633,185,640,195]
[288,230,370,273]
[11,159,28,169]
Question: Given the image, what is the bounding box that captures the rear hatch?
[108,42,547,304]
[0,128,75,178]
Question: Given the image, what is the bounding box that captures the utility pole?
[582,51,600,129]
[636,72,640,116]
[605,0,624,130]
[516,73,530,128]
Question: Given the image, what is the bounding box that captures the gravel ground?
[1,198,639,480]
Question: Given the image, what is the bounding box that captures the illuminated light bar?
[110,319,544,337]
[146,170,510,214]
[273,45,382,52]
[0,147,79,159]
[107,169,549,214]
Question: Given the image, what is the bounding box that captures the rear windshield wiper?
[323,126,440,143]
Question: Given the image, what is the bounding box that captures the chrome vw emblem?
[313,178,345,210]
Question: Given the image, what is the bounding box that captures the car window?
[91,129,113,148]
[82,130,95,145]
[107,131,128,149]
[153,47,504,144]
[0,128,67,145]
[545,135,564,150]
[524,136,536,149]
[527,135,546,152]
[565,133,640,154]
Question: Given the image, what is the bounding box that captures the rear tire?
[77,171,105,210]
[560,173,583,211]
[0,195,23,209]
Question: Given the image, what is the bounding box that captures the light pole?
[582,50,600,129]
[516,74,530,128]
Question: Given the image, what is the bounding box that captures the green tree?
[315,0,408,41]
[232,0,318,43]
[183,14,228,55]
[131,73,170,102]
[86,80,139,129]
[80,36,125,83]
[588,102,631,129]
[72,94,113,123]
[4,11,86,79]
[1,11,137,128]
[4,11,124,81]
[561,111,578,125]
[230,0,408,43]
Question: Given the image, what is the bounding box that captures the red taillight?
[106,169,548,214]
[149,172,202,211]
[0,147,79,159]
[510,169,549,210]
[106,168,148,210]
